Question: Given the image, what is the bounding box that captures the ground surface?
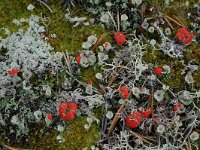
[0,0,200,149]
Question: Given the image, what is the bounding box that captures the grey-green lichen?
[0,0,200,149]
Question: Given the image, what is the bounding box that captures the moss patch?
[0,0,104,149]
[0,116,99,150]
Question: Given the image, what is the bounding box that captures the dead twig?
[107,67,123,87]
[107,99,127,137]
[62,51,73,76]
[2,144,31,150]
[163,17,174,30]
[173,15,185,27]
[130,131,151,144]
[117,9,120,32]
[159,12,184,27]
[91,33,107,51]
[140,135,156,143]
[141,4,146,21]
[108,11,118,31]
[36,0,53,13]
[188,138,192,150]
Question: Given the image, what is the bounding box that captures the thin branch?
[108,11,118,31]
[62,51,99,93]
[107,99,127,137]
[36,0,53,13]
[117,9,120,32]
[62,51,72,75]
[163,17,174,30]
[159,12,184,27]
[91,33,107,51]
[188,138,192,150]
[173,15,185,27]
[130,131,151,144]
[2,144,31,150]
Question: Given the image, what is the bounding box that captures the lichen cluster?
[0,0,200,150]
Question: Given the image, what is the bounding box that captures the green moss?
[185,43,200,63]
[0,0,109,53]
[59,117,99,150]
[1,0,200,149]
[143,46,184,90]
[193,70,200,90]
[0,0,104,149]
[79,66,98,84]
[0,0,30,36]
[48,21,109,52]
[1,116,99,150]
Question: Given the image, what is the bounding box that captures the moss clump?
[192,70,200,89]
[59,117,100,150]
[185,43,200,63]
[0,0,109,53]
[0,0,104,149]
[143,46,184,90]
[1,116,99,150]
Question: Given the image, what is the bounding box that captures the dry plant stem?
[151,92,154,116]
[91,33,107,51]
[117,10,120,31]
[141,4,146,21]
[36,0,53,13]
[66,51,73,74]
[164,17,174,30]
[3,144,31,150]
[107,67,123,87]
[130,131,151,144]
[72,6,85,15]
[147,90,154,116]
[107,99,127,137]
[160,12,184,27]
[188,139,192,150]
[140,135,156,142]
[173,15,185,27]
[62,51,72,75]
[185,143,189,150]
[62,51,99,93]
[108,11,118,31]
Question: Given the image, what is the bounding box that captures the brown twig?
[107,99,127,137]
[130,131,151,144]
[107,67,123,87]
[163,17,174,30]
[141,4,146,21]
[151,93,154,116]
[3,144,31,150]
[71,6,85,15]
[185,143,190,150]
[140,135,156,143]
[159,12,184,27]
[91,33,107,51]
[173,15,185,27]
[147,90,154,116]
[188,138,192,150]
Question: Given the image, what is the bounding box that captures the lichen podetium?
[0,0,104,149]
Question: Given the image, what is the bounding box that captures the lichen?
[1,0,200,149]
[0,0,103,149]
